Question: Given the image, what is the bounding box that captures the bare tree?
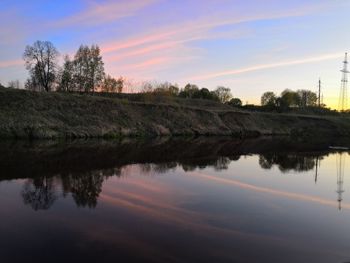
[23,40,59,92]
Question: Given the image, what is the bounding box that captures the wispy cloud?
[54,0,158,27]
[189,53,343,81]
[100,2,330,78]
[101,9,311,55]
[191,171,350,210]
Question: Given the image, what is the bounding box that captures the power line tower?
[336,153,345,211]
[338,53,349,111]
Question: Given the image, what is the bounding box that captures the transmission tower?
[336,153,345,211]
[338,53,349,111]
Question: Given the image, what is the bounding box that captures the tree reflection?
[62,170,112,208]
[214,157,231,171]
[21,168,119,210]
[6,137,342,211]
[21,177,57,211]
[259,154,322,172]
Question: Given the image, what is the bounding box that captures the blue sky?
[0,0,349,107]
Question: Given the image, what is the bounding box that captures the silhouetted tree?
[115,77,124,93]
[23,40,59,92]
[261,91,276,106]
[297,89,317,107]
[25,71,42,91]
[281,89,300,107]
[214,86,232,103]
[73,44,105,93]
[57,55,74,92]
[179,83,199,98]
[153,82,179,96]
[101,74,118,92]
[227,97,242,107]
[192,88,219,101]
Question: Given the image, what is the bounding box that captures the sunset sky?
[0,0,349,107]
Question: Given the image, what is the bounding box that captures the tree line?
[261,89,320,110]
[15,40,242,105]
[1,40,328,111]
[140,82,242,106]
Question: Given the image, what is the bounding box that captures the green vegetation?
[1,86,350,139]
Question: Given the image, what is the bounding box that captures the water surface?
[1,138,350,263]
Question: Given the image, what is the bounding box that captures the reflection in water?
[315,156,320,183]
[21,177,57,210]
[337,153,346,210]
[259,153,321,172]
[62,171,106,208]
[1,138,350,263]
[0,138,345,211]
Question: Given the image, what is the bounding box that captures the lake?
[1,137,350,263]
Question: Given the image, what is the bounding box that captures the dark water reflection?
[1,137,350,262]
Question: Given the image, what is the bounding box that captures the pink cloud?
[101,1,325,55]
[99,2,328,80]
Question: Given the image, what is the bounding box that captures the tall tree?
[73,45,90,92]
[58,55,74,92]
[73,44,105,93]
[23,40,59,92]
[89,45,105,93]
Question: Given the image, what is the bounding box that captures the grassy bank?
[1,87,350,139]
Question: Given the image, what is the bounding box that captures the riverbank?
[1,87,350,139]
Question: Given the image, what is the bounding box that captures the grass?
[1,87,350,139]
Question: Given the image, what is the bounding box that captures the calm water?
[1,138,350,263]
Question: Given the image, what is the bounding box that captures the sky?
[0,0,349,108]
